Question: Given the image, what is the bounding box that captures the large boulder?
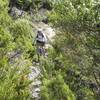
[10,7,25,18]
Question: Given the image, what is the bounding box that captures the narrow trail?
[9,7,55,99]
[28,22,55,99]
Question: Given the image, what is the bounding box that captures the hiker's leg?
[40,42,45,56]
[39,45,43,56]
[36,44,40,62]
[42,46,45,56]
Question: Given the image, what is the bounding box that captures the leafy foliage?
[40,58,75,100]
[49,0,100,32]
[0,0,100,100]
[47,0,100,99]
[0,0,33,99]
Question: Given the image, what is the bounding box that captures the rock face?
[29,65,41,99]
[10,7,25,18]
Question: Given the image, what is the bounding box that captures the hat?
[37,28,42,32]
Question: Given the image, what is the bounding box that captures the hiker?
[33,29,48,61]
[36,29,47,46]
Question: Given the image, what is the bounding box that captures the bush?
[0,1,33,99]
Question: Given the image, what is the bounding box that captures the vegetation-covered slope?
[0,0,100,100]
[46,0,100,99]
[0,0,33,99]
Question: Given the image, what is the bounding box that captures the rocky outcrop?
[9,7,25,18]
[29,65,41,99]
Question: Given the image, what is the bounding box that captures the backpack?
[36,32,45,42]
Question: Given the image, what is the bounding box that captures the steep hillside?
[0,0,100,100]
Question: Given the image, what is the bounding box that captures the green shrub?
[0,1,33,99]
